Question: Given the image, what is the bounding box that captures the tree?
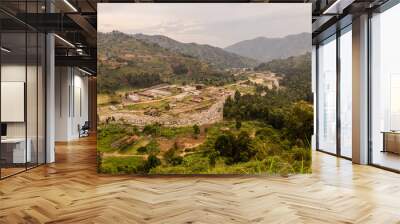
[146,140,160,155]
[234,131,252,162]
[214,131,253,164]
[283,101,313,144]
[234,90,241,102]
[144,155,161,172]
[193,124,200,136]
[137,146,147,154]
[235,119,242,130]
[143,123,161,136]
[214,133,235,157]
[164,142,183,166]
[208,151,219,168]
[130,126,139,135]
[172,63,189,75]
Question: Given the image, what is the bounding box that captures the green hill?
[134,33,258,69]
[255,53,312,102]
[225,33,311,62]
[98,31,237,93]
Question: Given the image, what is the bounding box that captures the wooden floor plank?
[0,136,400,223]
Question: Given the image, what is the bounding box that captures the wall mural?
[97,3,313,175]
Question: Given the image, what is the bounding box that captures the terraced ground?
[97,72,277,128]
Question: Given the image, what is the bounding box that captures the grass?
[97,123,135,153]
[124,100,169,111]
[149,155,305,175]
[226,84,256,95]
[99,156,145,174]
[97,121,312,175]
[98,94,122,106]
[97,133,127,153]
[97,123,195,154]
[120,137,150,154]
[159,126,194,139]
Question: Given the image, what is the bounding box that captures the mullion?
[336,29,341,157]
[25,0,28,171]
[316,45,319,151]
[36,0,39,167]
[0,25,2,179]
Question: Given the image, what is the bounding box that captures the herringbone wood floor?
[1,136,400,224]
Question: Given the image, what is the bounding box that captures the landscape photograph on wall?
[97,3,313,175]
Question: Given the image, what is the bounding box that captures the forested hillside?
[254,53,312,102]
[134,33,258,69]
[98,31,237,93]
[225,33,311,62]
[224,52,313,146]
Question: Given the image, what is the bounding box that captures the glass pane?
[38,33,45,165]
[1,31,27,177]
[27,31,38,169]
[340,27,352,158]
[317,35,337,154]
[371,4,400,171]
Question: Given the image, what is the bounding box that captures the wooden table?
[0,138,31,165]
[381,131,400,154]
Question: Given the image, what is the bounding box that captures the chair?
[79,121,90,138]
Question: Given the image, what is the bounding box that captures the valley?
[97,30,312,175]
[98,71,279,127]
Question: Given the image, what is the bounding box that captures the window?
[317,35,337,154]
[370,3,400,171]
[0,3,46,179]
[339,26,352,158]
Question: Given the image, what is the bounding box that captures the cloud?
[98,3,311,48]
[136,20,204,35]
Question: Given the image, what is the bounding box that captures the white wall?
[1,63,46,164]
[55,67,89,141]
[55,67,70,141]
[1,65,26,139]
[0,65,41,138]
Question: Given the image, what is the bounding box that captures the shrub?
[136,140,160,155]
[214,133,235,157]
[208,151,219,167]
[214,131,253,164]
[143,123,161,136]
[146,140,160,155]
[169,156,183,166]
[100,156,145,174]
[283,101,313,145]
[235,120,242,130]
[193,124,200,136]
[164,142,183,166]
[144,155,161,173]
[137,146,147,154]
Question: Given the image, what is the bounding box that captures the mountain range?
[97,31,311,93]
[224,33,311,62]
[97,31,237,92]
[133,33,258,69]
[100,31,310,71]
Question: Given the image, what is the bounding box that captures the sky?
[98,4,311,48]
